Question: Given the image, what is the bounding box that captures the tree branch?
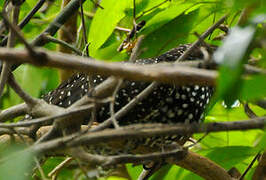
[252,152,266,180]
[0,103,27,122]
[0,48,217,86]
[23,117,266,156]
[31,0,88,47]
[170,151,232,180]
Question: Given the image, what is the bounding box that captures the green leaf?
[13,65,48,98]
[213,25,256,107]
[93,35,129,61]
[2,65,58,107]
[139,9,198,58]
[139,1,194,36]
[0,146,34,180]
[88,0,129,56]
[255,130,266,151]
[203,146,258,168]
[38,157,74,179]
[240,75,266,100]
[135,0,170,16]
[150,164,172,180]
[126,164,143,180]
[106,176,128,180]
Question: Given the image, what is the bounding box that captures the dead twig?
[79,0,89,56]
[1,12,37,57]
[0,4,20,98]
[42,34,82,55]
[110,79,123,129]
[48,157,73,178]
[129,35,145,63]
[0,104,94,128]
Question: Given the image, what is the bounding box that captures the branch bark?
[252,152,266,180]
[19,117,265,156]
[170,151,232,180]
[0,48,217,86]
[0,103,27,122]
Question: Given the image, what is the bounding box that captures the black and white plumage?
[42,44,214,153]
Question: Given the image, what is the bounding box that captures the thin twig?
[34,157,48,180]
[136,0,170,20]
[91,82,158,131]
[244,103,258,118]
[71,146,186,167]
[0,0,46,47]
[185,133,209,149]
[43,34,82,55]
[75,157,91,179]
[90,0,104,9]
[91,15,228,130]
[31,0,88,47]
[110,79,123,128]
[0,4,19,98]
[26,117,266,155]
[73,117,266,147]
[79,0,89,56]
[0,104,95,128]
[174,14,228,64]
[1,12,37,56]
[138,162,162,180]
[48,157,73,177]
[115,26,131,32]
[71,77,119,107]
[80,11,131,33]
[255,99,266,109]
[0,61,11,99]
[133,0,136,21]
[239,152,261,180]
[129,35,144,62]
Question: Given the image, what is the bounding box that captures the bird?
[42,44,214,155]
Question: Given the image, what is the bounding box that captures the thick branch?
[26,117,265,155]
[170,151,232,180]
[0,103,27,122]
[72,147,187,167]
[70,117,266,148]
[0,48,216,86]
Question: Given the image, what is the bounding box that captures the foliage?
[0,145,34,180]
[0,0,265,179]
